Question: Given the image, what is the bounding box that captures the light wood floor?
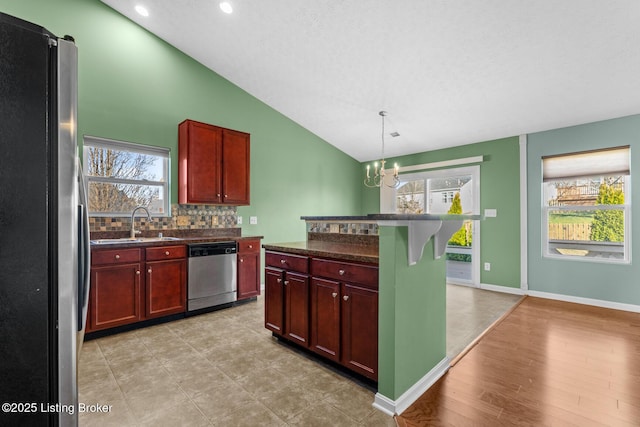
[396,297,640,427]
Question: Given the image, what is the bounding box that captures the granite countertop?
[301,213,481,221]
[262,240,379,264]
[90,228,262,250]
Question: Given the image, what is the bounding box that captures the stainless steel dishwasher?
[187,241,237,312]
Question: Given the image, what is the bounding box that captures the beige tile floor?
[446,284,522,358]
[79,284,521,426]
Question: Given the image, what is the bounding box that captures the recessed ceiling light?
[135,5,149,17]
[220,2,233,14]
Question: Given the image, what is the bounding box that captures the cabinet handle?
[277,278,282,283]
[338,269,345,276]
[332,292,338,298]
[217,193,221,197]
[343,295,349,301]
[136,270,140,275]
[284,280,289,286]
[165,251,170,256]
[280,259,286,264]
[248,245,253,249]
[240,258,244,263]
[148,268,152,274]
[115,254,120,260]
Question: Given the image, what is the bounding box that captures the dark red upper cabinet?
[178,119,250,205]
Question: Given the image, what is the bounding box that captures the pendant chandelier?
[364,111,400,188]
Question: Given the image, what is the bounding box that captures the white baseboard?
[477,282,640,313]
[447,279,475,288]
[527,289,640,313]
[373,357,450,416]
[479,282,525,295]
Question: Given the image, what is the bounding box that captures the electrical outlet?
[250,216,258,225]
[484,209,497,218]
[211,216,218,225]
[484,262,491,271]
[237,216,242,225]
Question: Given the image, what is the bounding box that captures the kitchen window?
[83,136,170,216]
[542,146,630,263]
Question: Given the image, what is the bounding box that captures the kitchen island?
[263,230,380,381]
[265,214,479,415]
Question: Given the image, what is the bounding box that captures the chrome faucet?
[130,206,152,239]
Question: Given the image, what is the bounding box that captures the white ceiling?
[101,0,640,162]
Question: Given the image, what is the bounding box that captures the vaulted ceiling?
[101,0,640,162]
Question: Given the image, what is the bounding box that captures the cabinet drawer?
[310,258,378,289]
[265,251,308,273]
[92,248,141,266]
[146,245,186,261]
[238,238,260,254]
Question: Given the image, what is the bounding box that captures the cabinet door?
[145,259,187,318]
[310,277,340,362]
[221,128,250,205]
[179,120,222,204]
[237,253,260,300]
[264,267,284,334]
[284,272,310,346]
[341,283,378,380]
[90,263,142,330]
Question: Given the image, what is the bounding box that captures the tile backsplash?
[306,222,378,235]
[89,204,237,233]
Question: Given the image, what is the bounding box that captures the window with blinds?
[542,146,630,263]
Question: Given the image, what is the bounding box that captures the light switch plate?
[237,216,243,225]
[484,209,497,218]
[484,262,491,271]
[250,216,258,225]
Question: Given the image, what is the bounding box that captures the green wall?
[0,0,363,245]
[378,226,446,400]
[527,115,640,305]
[362,137,521,288]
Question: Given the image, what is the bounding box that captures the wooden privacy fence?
[548,223,592,240]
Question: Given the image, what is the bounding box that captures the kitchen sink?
[90,237,181,245]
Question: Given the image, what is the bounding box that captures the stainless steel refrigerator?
[0,12,90,427]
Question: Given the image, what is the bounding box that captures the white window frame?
[83,135,170,217]
[541,147,631,264]
[381,164,481,286]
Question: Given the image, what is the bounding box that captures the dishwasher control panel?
[188,241,237,257]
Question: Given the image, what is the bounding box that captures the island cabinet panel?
[341,283,378,380]
[310,277,341,362]
[310,258,378,289]
[237,238,261,300]
[264,251,310,346]
[265,251,308,273]
[283,272,310,346]
[310,257,379,381]
[90,248,142,331]
[264,267,285,333]
[178,119,250,205]
[265,249,379,381]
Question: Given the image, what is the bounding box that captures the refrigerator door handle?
[78,163,91,334]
